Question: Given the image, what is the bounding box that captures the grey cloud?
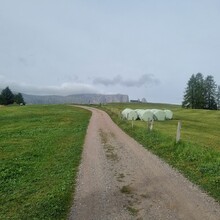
[93,75,122,86]
[18,57,28,65]
[93,74,159,87]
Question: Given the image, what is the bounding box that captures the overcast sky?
[1,0,220,104]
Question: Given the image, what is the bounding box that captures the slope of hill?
[22,93,129,104]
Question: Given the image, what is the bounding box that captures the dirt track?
[68,107,220,220]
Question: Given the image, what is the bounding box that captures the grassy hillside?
[0,105,91,219]
[100,103,220,202]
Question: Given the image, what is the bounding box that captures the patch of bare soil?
[68,107,220,220]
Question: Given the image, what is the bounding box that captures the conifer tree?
[14,93,25,105]
[0,87,14,105]
[194,73,205,109]
[217,85,220,109]
[182,73,218,110]
[204,75,217,110]
[182,74,196,108]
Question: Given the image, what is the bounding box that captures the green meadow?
[100,103,220,202]
[0,105,91,219]
[1,103,219,219]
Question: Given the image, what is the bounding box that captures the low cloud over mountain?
[0,76,99,96]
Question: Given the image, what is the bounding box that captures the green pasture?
[100,102,220,202]
[0,105,91,219]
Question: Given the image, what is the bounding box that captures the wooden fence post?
[147,119,154,131]
[147,118,150,131]
[176,121,182,143]
[150,119,154,131]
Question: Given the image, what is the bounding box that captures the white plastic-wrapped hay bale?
[164,109,173,120]
[121,108,138,120]
[136,109,153,121]
[135,109,142,120]
[151,109,166,121]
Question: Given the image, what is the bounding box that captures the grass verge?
[0,105,91,219]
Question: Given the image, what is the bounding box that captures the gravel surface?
[68,107,220,220]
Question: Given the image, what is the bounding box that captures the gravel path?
[68,107,220,220]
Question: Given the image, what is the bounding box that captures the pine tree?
[217,85,220,109]
[0,87,14,105]
[204,75,217,110]
[182,73,205,109]
[182,74,196,108]
[194,73,205,109]
[0,94,4,105]
[182,73,218,110]
[14,93,25,105]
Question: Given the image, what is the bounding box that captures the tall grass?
[0,105,91,219]
[100,103,220,202]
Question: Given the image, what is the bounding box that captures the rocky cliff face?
[22,93,129,104]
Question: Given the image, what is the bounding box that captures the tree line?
[182,73,220,110]
[0,87,25,105]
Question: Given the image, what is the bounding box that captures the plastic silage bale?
[135,109,143,120]
[151,109,166,121]
[142,110,154,121]
[121,108,129,119]
[164,109,173,120]
[135,109,142,120]
[121,108,138,120]
[136,109,153,121]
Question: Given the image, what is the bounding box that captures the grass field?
[0,105,91,219]
[99,102,220,202]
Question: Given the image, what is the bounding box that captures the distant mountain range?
[22,93,129,104]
